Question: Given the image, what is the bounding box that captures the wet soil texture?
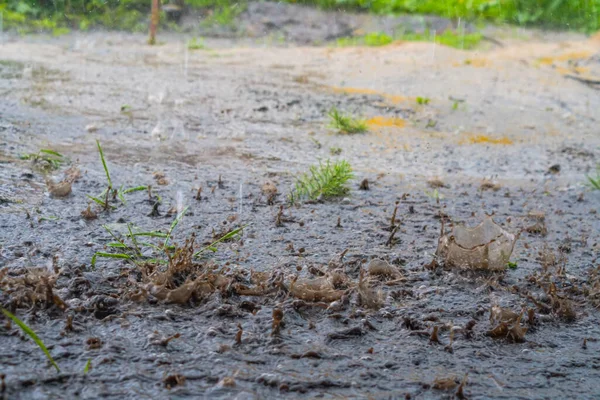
[1,3,600,399]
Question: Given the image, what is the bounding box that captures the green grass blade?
[107,242,127,248]
[93,252,131,260]
[117,185,126,204]
[87,195,115,209]
[39,149,63,158]
[91,252,131,267]
[194,225,246,258]
[163,206,189,248]
[1,308,60,373]
[126,231,168,238]
[122,185,148,194]
[587,174,600,190]
[96,140,112,188]
[137,241,164,252]
[84,359,91,374]
[127,223,142,256]
[102,225,128,246]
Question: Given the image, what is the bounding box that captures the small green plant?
[87,141,147,210]
[197,0,246,27]
[1,308,60,373]
[586,165,600,190]
[187,37,207,50]
[425,188,444,201]
[416,96,430,105]
[290,159,354,203]
[330,147,342,155]
[20,149,65,171]
[51,27,70,37]
[336,32,393,47]
[310,137,322,149]
[91,207,245,267]
[401,30,482,50]
[507,261,518,269]
[328,108,368,134]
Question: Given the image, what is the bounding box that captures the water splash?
[183,43,189,78]
[151,121,164,141]
[431,31,436,63]
[170,119,188,141]
[176,190,184,215]
[238,182,243,216]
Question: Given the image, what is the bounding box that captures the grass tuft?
[328,108,368,134]
[416,96,431,105]
[187,37,207,50]
[91,141,148,210]
[401,30,482,50]
[586,165,600,190]
[1,308,60,373]
[96,140,112,189]
[290,159,354,203]
[20,149,65,171]
[336,32,393,47]
[194,225,246,258]
[91,207,245,268]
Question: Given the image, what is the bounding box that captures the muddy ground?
[1,2,600,399]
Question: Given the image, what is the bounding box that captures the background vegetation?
[291,0,600,32]
[0,0,598,34]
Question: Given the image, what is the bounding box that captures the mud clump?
[129,235,232,305]
[436,216,518,271]
[261,181,278,205]
[357,268,384,309]
[288,274,345,303]
[0,267,65,310]
[486,306,528,343]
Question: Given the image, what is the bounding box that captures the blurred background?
[1,0,599,35]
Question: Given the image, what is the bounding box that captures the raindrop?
[238,182,243,216]
[176,190,184,215]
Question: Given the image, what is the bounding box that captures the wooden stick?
[149,0,160,45]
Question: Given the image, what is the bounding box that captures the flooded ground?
[1,3,600,399]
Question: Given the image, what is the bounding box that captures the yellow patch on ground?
[573,66,589,74]
[538,51,593,66]
[367,116,406,128]
[555,66,572,75]
[385,95,410,104]
[463,134,513,145]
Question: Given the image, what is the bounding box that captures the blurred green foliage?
[0,0,150,32]
[0,0,598,33]
[0,0,244,33]
[289,0,600,32]
[336,30,483,49]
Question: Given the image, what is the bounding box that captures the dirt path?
[1,4,599,399]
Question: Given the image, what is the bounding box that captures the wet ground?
[1,3,600,399]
